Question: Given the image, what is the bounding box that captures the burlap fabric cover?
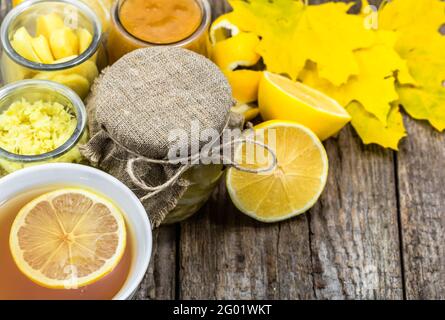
[81,47,237,227]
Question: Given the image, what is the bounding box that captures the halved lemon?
[9,188,126,289]
[259,71,351,141]
[226,120,328,222]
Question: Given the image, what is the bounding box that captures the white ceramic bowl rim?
[0,163,152,300]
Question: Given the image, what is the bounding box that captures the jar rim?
[0,0,102,71]
[0,80,87,163]
[112,0,211,47]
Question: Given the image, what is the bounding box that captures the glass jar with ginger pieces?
[107,0,211,64]
[0,0,106,99]
[0,80,87,177]
[11,0,114,32]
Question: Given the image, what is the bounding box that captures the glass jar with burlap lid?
[81,47,257,227]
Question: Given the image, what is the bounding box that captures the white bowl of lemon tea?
[0,163,152,300]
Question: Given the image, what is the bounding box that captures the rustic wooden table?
[133,0,445,300]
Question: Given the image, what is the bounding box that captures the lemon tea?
[0,186,133,300]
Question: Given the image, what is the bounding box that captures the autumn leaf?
[228,0,374,85]
[228,0,305,80]
[378,0,445,55]
[299,31,412,125]
[380,0,445,131]
[293,2,374,86]
[346,102,406,150]
[213,0,445,149]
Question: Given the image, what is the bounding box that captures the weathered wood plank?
[134,226,177,300]
[298,0,404,300]
[397,118,445,300]
[177,0,404,300]
[309,126,403,299]
[179,182,315,299]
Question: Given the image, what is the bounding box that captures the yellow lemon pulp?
[259,72,351,141]
[9,188,126,289]
[226,120,328,222]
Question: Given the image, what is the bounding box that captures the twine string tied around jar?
[100,122,278,201]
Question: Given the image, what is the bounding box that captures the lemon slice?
[226,120,328,222]
[9,188,126,289]
[209,13,240,45]
[259,72,351,141]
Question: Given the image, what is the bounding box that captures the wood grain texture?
[397,118,445,299]
[136,0,443,300]
[309,127,403,299]
[134,226,177,300]
[177,0,404,300]
[179,182,315,299]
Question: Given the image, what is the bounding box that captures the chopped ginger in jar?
[0,98,86,175]
[0,99,76,156]
[1,1,104,99]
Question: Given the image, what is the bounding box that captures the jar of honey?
[107,0,211,64]
[0,0,106,99]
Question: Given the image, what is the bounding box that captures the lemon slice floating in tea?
[226,120,329,222]
[9,188,126,289]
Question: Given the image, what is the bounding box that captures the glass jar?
[0,80,87,177]
[163,164,223,225]
[10,0,113,32]
[107,0,211,64]
[80,0,113,32]
[0,0,106,99]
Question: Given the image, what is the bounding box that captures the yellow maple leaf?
[380,0,445,131]
[228,0,305,79]
[397,35,445,130]
[346,102,406,150]
[300,30,412,125]
[379,0,445,55]
[228,0,374,85]
[214,0,444,149]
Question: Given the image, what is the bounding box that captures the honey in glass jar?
[107,0,211,63]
